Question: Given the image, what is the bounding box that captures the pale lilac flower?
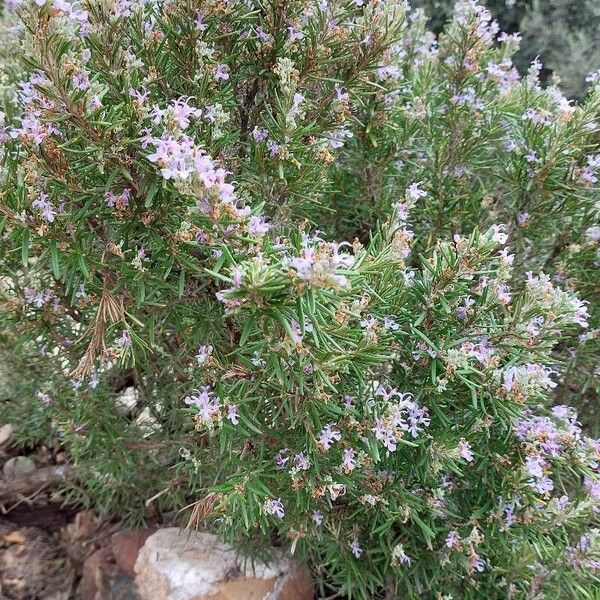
[470,555,485,573]
[495,283,512,305]
[585,226,600,242]
[490,224,508,245]
[287,25,304,42]
[36,391,52,405]
[215,64,230,81]
[195,12,207,32]
[525,455,546,479]
[522,315,543,337]
[89,371,99,389]
[267,139,280,157]
[227,404,239,425]
[171,98,202,130]
[335,84,349,102]
[456,295,475,320]
[294,451,310,470]
[525,149,538,163]
[318,424,341,451]
[183,386,221,424]
[342,448,356,473]
[196,344,213,365]
[311,510,323,526]
[373,418,397,452]
[252,127,268,142]
[407,182,427,201]
[323,127,353,149]
[116,329,131,347]
[531,475,554,494]
[264,498,285,519]
[32,192,56,222]
[383,317,400,331]
[290,92,304,116]
[584,477,600,500]
[72,71,90,90]
[458,439,474,462]
[129,88,150,107]
[274,448,290,470]
[393,545,411,565]
[445,530,460,549]
[247,215,271,237]
[255,26,270,43]
[503,364,557,395]
[350,540,362,559]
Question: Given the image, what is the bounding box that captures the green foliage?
[0,1,600,599]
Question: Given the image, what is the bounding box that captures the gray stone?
[2,456,35,479]
[134,528,313,600]
[0,424,15,447]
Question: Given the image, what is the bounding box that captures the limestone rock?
[0,423,15,447]
[134,528,313,600]
[2,456,35,479]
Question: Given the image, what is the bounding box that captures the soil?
[0,429,136,600]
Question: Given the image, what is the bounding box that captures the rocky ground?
[0,423,314,600]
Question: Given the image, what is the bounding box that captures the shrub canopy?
[1,1,599,599]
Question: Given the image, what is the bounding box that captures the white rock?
[0,423,15,446]
[115,386,139,413]
[134,527,313,600]
[3,456,35,479]
[136,407,160,437]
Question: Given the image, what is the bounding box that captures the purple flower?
[407,182,427,200]
[264,498,285,519]
[183,386,221,424]
[290,92,304,117]
[584,477,600,499]
[129,87,149,107]
[171,97,201,130]
[350,540,362,559]
[342,448,357,473]
[252,126,268,142]
[215,64,230,81]
[470,555,485,573]
[445,530,460,549]
[456,295,475,320]
[195,12,207,32]
[267,139,280,157]
[318,424,342,451]
[525,455,546,479]
[531,475,554,495]
[247,215,271,237]
[255,26,270,43]
[274,448,290,470]
[383,316,399,331]
[116,329,131,347]
[294,451,310,471]
[227,404,239,425]
[196,344,213,365]
[312,510,323,526]
[32,192,56,222]
[72,71,90,90]
[458,439,474,462]
[392,545,411,565]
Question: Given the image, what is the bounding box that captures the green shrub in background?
[1,2,600,599]
[413,0,600,100]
